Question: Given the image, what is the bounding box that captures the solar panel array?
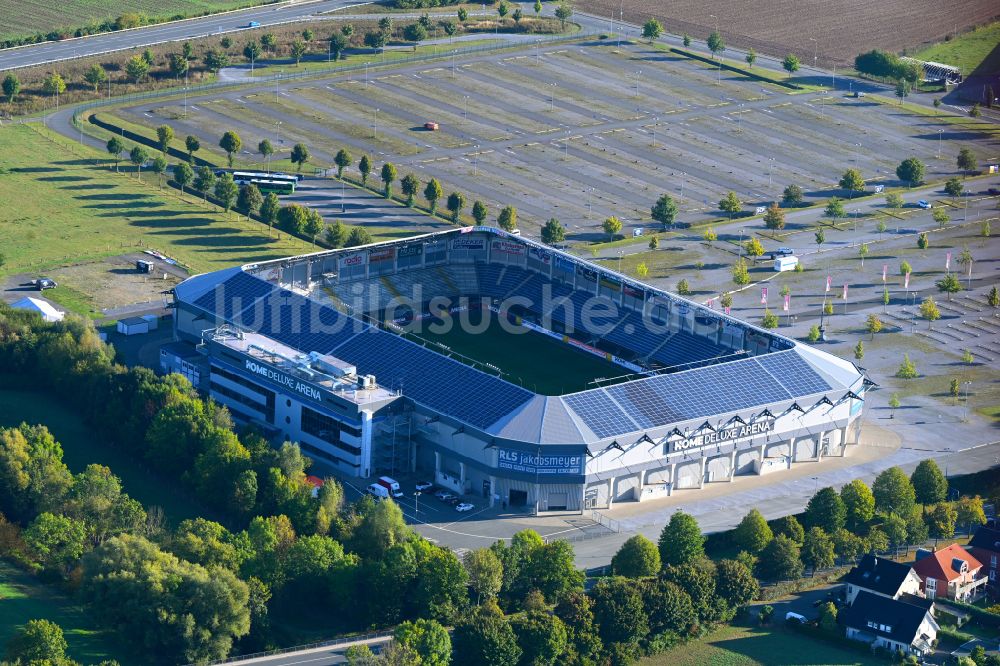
[247,290,368,356]
[194,270,275,320]
[563,351,831,437]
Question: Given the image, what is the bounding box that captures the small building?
[912,543,988,602]
[305,475,325,499]
[117,316,150,336]
[842,591,938,658]
[141,314,159,331]
[136,259,155,273]
[968,526,1000,592]
[11,297,64,322]
[159,341,206,389]
[844,553,924,605]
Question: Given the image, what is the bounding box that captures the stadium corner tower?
[172,227,870,512]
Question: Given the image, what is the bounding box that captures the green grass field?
[403,311,626,394]
[640,622,882,666]
[913,21,1000,75]
[0,381,211,525]
[0,560,124,663]
[0,0,271,42]
[0,124,316,278]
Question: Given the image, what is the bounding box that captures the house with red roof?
[911,543,988,602]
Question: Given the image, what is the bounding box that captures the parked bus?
[250,178,295,195]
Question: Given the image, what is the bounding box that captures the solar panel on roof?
[563,391,639,439]
[754,351,830,396]
[194,271,275,319]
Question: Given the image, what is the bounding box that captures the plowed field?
[577,0,1000,66]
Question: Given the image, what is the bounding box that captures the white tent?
[11,296,64,322]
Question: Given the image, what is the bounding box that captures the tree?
[950,377,961,400]
[325,219,346,247]
[215,173,239,215]
[715,559,758,609]
[237,183,264,220]
[441,20,458,37]
[757,534,803,581]
[359,155,372,186]
[498,205,518,232]
[734,508,773,554]
[2,73,20,103]
[969,103,981,118]
[896,157,925,187]
[944,177,964,198]
[762,203,785,230]
[917,232,929,249]
[291,40,307,65]
[24,512,86,573]
[840,480,875,531]
[424,178,443,213]
[611,534,660,578]
[497,1,509,20]
[465,548,503,604]
[106,136,124,171]
[329,33,349,61]
[446,191,465,223]
[911,459,947,505]
[364,30,388,51]
[244,40,262,71]
[220,131,242,168]
[707,31,724,58]
[511,611,567,666]
[257,139,274,171]
[642,19,663,43]
[5,619,68,664]
[260,193,280,233]
[374,162,397,199]
[962,349,974,365]
[885,192,904,209]
[401,174,420,207]
[151,155,167,188]
[457,7,469,21]
[703,227,717,244]
[919,296,941,325]
[814,227,825,249]
[866,314,883,340]
[327,149,350,181]
[125,54,150,82]
[261,32,277,51]
[290,143,309,173]
[395,619,451,666]
[533,0,542,15]
[744,237,764,258]
[839,168,865,196]
[404,23,428,42]
[745,48,757,68]
[782,54,800,74]
[602,216,623,241]
[590,577,649,649]
[957,147,977,175]
[933,207,951,227]
[658,511,704,566]
[990,286,1000,307]
[782,184,804,206]
[818,602,838,633]
[683,33,691,47]
[895,78,911,102]
[636,263,649,278]
[888,393,900,418]
[129,145,148,180]
[719,191,742,218]
[804,487,846,533]
[731,259,750,286]
[345,226,373,248]
[174,161,194,195]
[194,166,216,202]
[854,340,864,362]
[541,218,565,245]
[806,325,821,342]
[152,126,174,158]
[824,197,846,219]
[936,273,962,300]
[185,135,200,163]
[650,194,678,230]
[452,610,521,666]
[84,63,107,91]
[872,467,916,516]
[761,310,778,329]
[554,3,572,30]
[896,353,918,379]
[676,279,691,296]
[801,527,835,575]
[81,535,249,664]
[169,52,189,79]
[927,503,957,544]
[771,515,805,545]
[956,496,987,536]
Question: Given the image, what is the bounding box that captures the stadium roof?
[175,228,866,447]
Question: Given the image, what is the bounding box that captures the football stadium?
[169,227,871,512]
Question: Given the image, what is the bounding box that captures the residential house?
[842,591,938,657]
[912,543,988,602]
[967,526,1000,593]
[843,553,923,605]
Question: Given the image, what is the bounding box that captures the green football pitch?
[401,310,627,395]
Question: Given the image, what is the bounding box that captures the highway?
[0,0,360,72]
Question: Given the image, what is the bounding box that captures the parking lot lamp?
[365,62,370,88]
[937,129,943,158]
[810,37,818,69]
[963,382,972,421]
[374,108,379,139]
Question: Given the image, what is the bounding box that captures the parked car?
[424,122,440,131]
[32,278,57,290]
[986,187,1000,195]
[415,481,434,492]
[456,503,474,512]
[433,489,451,500]
[446,496,461,506]
[917,200,932,209]
[768,247,794,259]
[248,21,261,27]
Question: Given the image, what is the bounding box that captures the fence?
[191,630,395,666]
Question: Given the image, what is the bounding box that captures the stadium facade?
[170,227,871,512]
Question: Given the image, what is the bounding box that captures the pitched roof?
[969,526,1000,553]
[844,553,914,597]
[911,543,983,583]
[842,591,935,646]
[11,297,64,322]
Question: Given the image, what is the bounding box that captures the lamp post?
[634,69,641,98]
[810,37,818,69]
[374,107,379,139]
[365,61,370,88]
[963,381,972,421]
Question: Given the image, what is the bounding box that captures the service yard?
[104,39,998,241]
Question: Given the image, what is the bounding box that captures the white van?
[368,483,390,499]
[785,611,807,623]
[774,256,799,272]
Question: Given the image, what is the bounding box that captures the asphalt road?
[0,0,359,72]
